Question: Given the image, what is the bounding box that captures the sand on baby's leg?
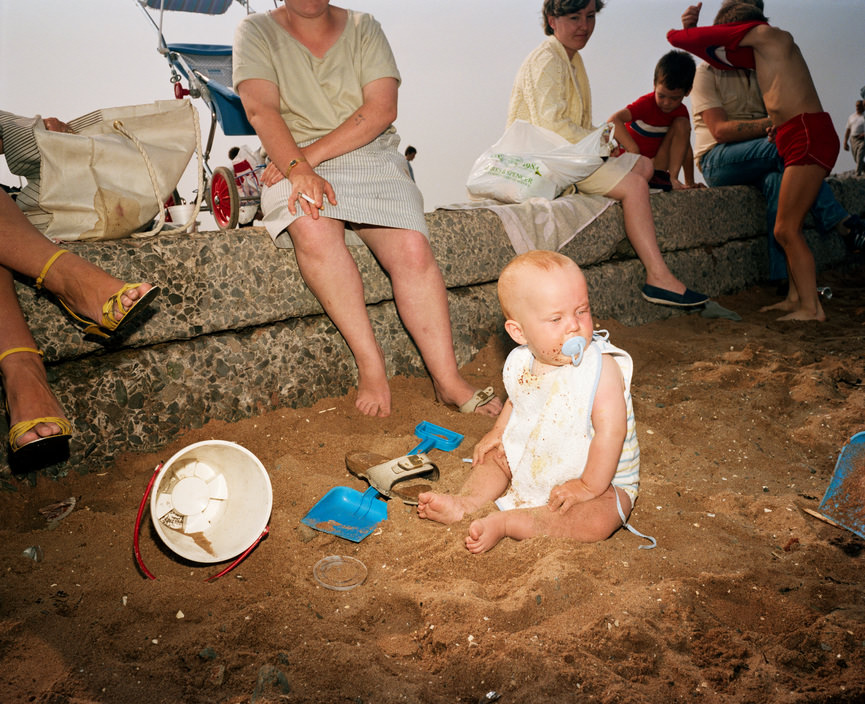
[417,451,511,525]
[465,485,632,554]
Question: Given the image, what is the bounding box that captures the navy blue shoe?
[641,284,709,308]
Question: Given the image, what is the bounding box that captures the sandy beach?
[1,264,864,704]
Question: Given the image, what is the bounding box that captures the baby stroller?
[137,0,272,229]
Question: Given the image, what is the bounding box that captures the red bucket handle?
[133,462,270,582]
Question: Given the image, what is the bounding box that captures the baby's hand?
[547,479,593,513]
[472,431,503,466]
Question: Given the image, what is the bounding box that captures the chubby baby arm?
[548,355,627,513]
[472,399,513,466]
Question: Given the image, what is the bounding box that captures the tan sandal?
[458,386,497,414]
[0,347,71,474]
[36,250,160,339]
[346,451,440,505]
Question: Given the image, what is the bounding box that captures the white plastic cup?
[166,204,197,232]
[150,440,272,563]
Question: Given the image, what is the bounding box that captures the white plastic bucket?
[150,440,272,563]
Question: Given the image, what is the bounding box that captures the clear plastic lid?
[313,555,368,591]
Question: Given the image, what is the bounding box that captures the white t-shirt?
[847,111,864,138]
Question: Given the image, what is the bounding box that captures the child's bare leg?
[654,118,691,189]
[465,486,631,554]
[417,452,511,525]
[760,164,826,321]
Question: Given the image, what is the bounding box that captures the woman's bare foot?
[355,346,391,417]
[2,352,68,449]
[41,252,156,326]
[355,379,391,417]
[433,377,503,417]
[465,515,508,554]
[416,491,475,524]
[101,283,156,326]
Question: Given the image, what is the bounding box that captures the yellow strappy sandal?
[36,250,160,340]
[1,347,72,474]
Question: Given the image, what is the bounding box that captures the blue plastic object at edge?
[817,431,865,540]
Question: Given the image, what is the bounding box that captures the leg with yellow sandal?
[1,191,160,341]
[1,190,159,473]
[0,261,71,473]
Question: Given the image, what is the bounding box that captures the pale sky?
[2,0,864,222]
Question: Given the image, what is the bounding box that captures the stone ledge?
[3,178,863,479]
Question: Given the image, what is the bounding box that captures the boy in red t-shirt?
[609,50,700,191]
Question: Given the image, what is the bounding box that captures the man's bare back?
[740,24,822,125]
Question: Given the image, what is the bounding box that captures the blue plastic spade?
[301,485,387,543]
[301,421,464,542]
[817,431,865,540]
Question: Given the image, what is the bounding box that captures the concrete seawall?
[4,178,863,479]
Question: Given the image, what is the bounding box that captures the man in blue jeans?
[691,62,864,282]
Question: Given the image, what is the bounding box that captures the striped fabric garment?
[260,130,428,248]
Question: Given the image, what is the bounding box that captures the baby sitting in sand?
[418,251,648,553]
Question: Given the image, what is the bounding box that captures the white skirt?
[575,151,641,196]
[261,130,429,248]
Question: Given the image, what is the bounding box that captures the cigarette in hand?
[300,192,323,210]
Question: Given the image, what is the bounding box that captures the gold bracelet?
[285,157,307,177]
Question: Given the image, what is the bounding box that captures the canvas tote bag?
[23,99,201,241]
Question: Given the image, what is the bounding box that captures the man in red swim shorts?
[774,112,840,170]
[671,1,836,322]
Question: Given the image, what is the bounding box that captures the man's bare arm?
[700,106,772,144]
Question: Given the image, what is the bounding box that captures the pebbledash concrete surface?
[3,179,864,480]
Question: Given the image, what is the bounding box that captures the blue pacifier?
[562,336,587,366]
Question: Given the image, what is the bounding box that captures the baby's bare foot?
[465,515,507,554]
[417,491,469,524]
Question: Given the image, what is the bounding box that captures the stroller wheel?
[210,166,239,230]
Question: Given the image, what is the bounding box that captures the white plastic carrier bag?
[466,119,616,204]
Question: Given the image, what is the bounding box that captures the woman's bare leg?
[0,266,67,449]
[604,156,690,294]
[0,191,154,323]
[359,225,502,416]
[286,216,392,416]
